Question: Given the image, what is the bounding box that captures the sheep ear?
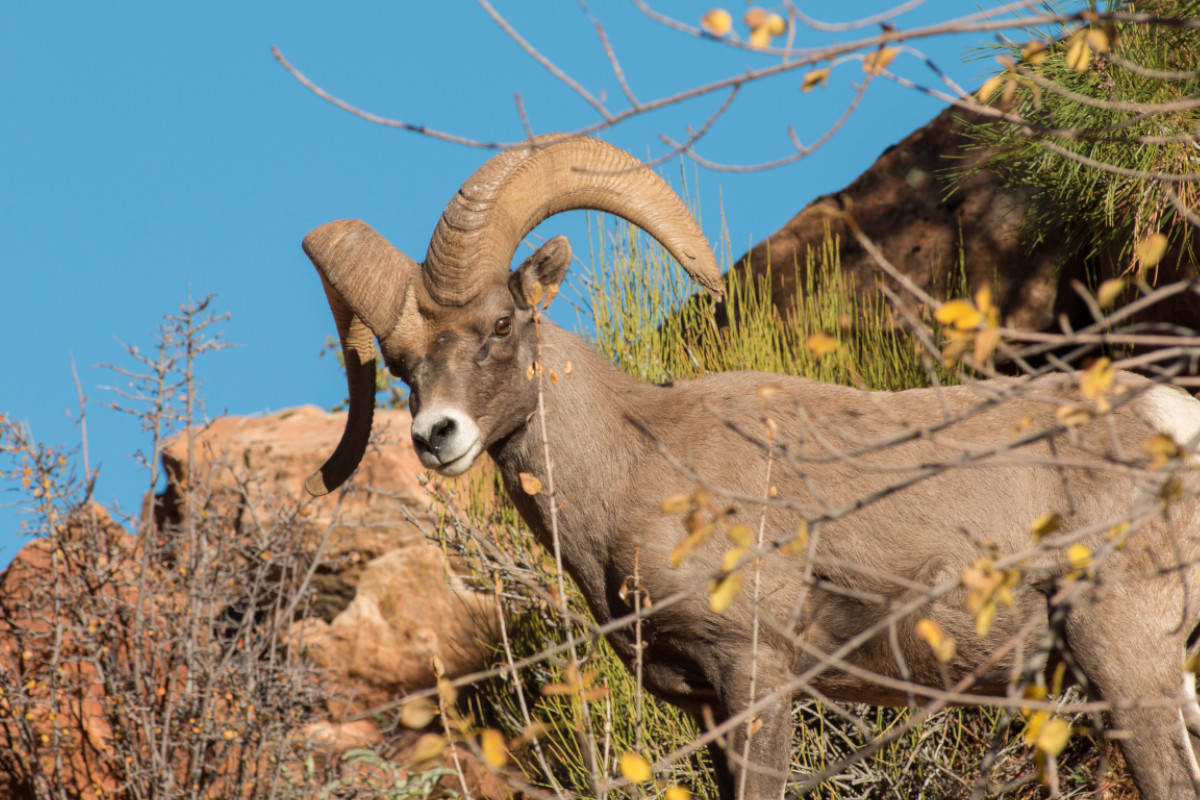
[511,235,572,310]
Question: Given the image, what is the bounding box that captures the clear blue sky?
[1,2,1009,564]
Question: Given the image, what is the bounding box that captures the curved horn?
[424,134,723,306]
[302,219,420,496]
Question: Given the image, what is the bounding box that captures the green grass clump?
[587,217,952,392]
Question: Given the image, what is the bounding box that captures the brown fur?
[393,266,1200,800]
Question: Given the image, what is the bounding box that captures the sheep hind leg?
[1065,597,1200,800]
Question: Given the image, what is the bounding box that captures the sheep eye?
[493,316,512,337]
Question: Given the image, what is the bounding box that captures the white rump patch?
[1141,385,1200,449]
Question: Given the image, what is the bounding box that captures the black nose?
[425,417,456,454]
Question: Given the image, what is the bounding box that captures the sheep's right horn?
[301,219,419,496]
[424,135,723,306]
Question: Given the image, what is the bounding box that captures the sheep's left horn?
[301,219,419,496]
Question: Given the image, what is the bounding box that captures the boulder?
[730,105,1200,339]
[0,504,138,800]
[155,405,497,716]
[0,406,500,797]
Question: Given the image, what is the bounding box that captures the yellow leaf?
[1021,40,1049,66]
[1079,357,1114,400]
[620,753,652,783]
[1024,709,1048,744]
[974,284,995,316]
[727,524,752,549]
[915,618,956,663]
[1055,404,1092,427]
[1086,28,1109,54]
[666,786,692,800]
[802,67,831,92]
[783,520,809,556]
[709,573,743,613]
[748,26,772,49]
[519,472,542,495]
[1022,685,1049,717]
[670,525,713,568]
[863,48,899,75]
[525,281,546,309]
[975,601,997,637]
[1137,232,1169,268]
[686,507,709,533]
[1001,76,1018,105]
[805,331,841,356]
[1031,513,1061,541]
[742,7,767,27]
[700,8,732,36]
[722,547,749,572]
[1161,475,1185,503]
[962,558,1000,601]
[1066,32,1091,71]
[481,729,508,769]
[412,733,448,764]
[934,299,983,331]
[400,697,438,729]
[660,493,692,514]
[973,327,1000,364]
[1108,521,1130,548]
[764,12,786,36]
[977,75,1004,104]
[1035,716,1071,758]
[1096,278,1126,309]
[581,686,610,702]
[1067,543,1092,570]
[1144,434,1183,470]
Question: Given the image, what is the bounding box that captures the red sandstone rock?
[0,406,499,797]
[156,405,496,716]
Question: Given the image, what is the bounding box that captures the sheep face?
[402,236,572,476]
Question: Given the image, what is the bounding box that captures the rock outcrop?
[730,105,1200,339]
[0,406,498,798]
[0,505,134,800]
[154,406,497,716]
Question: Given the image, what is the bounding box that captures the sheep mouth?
[414,437,484,476]
[422,442,484,477]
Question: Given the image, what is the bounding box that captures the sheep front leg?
[704,695,791,800]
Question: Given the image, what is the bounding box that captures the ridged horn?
[424,134,723,306]
[301,219,419,496]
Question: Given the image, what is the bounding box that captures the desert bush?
[0,298,413,800]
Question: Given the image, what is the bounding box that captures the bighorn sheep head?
[302,135,723,495]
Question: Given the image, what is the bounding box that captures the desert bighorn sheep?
[301,134,1200,799]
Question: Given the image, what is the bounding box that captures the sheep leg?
[702,693,791,800]
[1064,588,1200,800]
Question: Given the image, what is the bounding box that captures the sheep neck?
[488,321,652,622]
